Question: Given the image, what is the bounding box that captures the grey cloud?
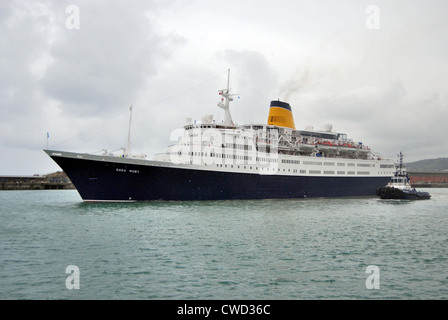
[1,0,448,174]
[41,1,174,118]
[0,0,183,153]
[0,1,57,149]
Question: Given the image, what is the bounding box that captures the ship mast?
[397,151,405,175]
[125,105,133,158]
[217,69,237,125]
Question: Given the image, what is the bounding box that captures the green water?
[1,189,447,299]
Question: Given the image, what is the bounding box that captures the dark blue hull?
[49,153,391,202]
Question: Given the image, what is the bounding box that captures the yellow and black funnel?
[267,100,295,129]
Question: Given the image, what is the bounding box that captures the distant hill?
[406,158,448,172]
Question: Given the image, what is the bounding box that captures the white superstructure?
[155,70,395,178]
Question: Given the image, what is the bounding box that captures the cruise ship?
[45,71,396,202]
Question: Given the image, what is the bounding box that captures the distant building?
[408,171,448,187]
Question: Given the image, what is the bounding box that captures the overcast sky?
[1,0,447,175]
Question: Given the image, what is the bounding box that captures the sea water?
[1,189,447,300]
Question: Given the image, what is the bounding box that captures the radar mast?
[217,69,238,125]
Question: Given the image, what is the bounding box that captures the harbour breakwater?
[0,172,74,190]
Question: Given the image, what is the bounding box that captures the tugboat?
[376,152,431,200]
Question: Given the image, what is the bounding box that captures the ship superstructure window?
[357,163,373,167]
[256,157,278,162]
[303,161,322,165]
[298,130,338,140]
[282,159,300,164]
[224,143,252,151]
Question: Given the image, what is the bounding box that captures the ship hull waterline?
[45,150,391,202]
